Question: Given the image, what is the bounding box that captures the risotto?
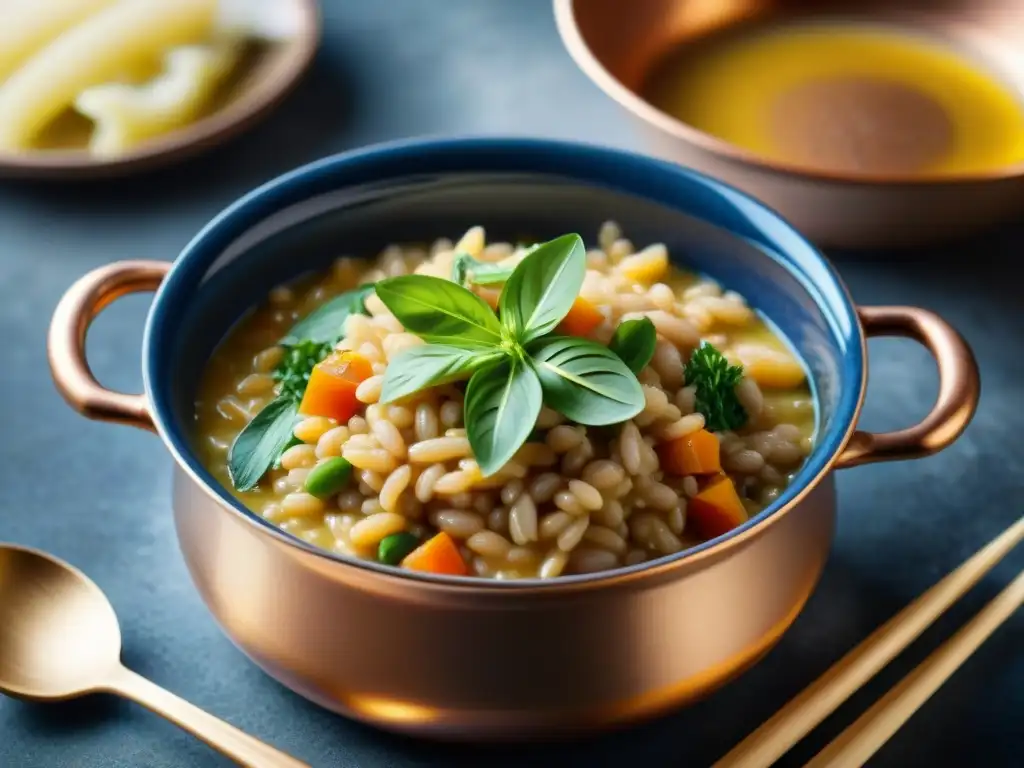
[194,223,816,579]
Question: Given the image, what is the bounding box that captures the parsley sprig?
[273,340,332,401]
[684,342,748,432]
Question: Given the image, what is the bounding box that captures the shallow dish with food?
[555,0,1024,247]
[0,0,319,179]
[48,137,979,738]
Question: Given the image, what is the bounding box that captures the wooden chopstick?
[804,567,1024,767]
[714,515,1024,768]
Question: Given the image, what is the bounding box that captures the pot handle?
[835,305,979,468]
[48,260,172,432]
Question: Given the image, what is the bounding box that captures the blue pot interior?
[148,144,862,562]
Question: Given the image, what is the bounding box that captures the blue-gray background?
[1,2,1020,766]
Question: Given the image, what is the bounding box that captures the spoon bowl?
[0,545,121,701]
[0,543,307,767]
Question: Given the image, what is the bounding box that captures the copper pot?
[47,138,979,740]
[554,0,1024,248]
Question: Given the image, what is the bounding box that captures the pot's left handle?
[48,260,172,432]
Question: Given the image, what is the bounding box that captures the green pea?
[304,457,353,498]
[378,532,420,566]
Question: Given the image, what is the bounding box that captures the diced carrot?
[658,428,721,475]
[688,474,747,540]
[401,532,468,576]
[477,287,500,310]
[558,297,604,337]
[298,351,373,423]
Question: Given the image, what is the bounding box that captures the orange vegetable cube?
[558,297,604,337]
[688,474,747,540]
[298,351,373,423]
[477,287,500,310]
[659,428,721,475]
[401,532,468,576]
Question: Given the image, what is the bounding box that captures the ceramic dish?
[48,138,979,739]
[0,0,319,180]
[554,0,1024,248]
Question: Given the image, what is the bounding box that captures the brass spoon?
[0,544,308,767]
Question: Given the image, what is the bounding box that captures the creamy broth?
[194,224,816,579]
[642,22,1024,176]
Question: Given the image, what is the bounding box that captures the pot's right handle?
[48,260,172,432]
[835,305,980,469]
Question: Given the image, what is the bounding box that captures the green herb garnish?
[464,356,542,474]
[379,344,502,404]
[376,233,644,476]
[684,342,748,432]
[451,252,516,287]
[273,339,332,401]
[529,336,645,426]
[227,397,300,492]
[451,244,542,288]
[608,317,657,375]
[280,283,375,345]
[375,274,504,349]
[228,284,374,492]
[499,234,585,343]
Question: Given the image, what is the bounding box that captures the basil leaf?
[280,284,374,346]
[499,234,586,343]
[528,336,644,426]
[464,356,542,476]
[380,344,505,404]
[228,396,299,492]
[451,252,515,287]
[608,317,657,375]
[375,275,503,349]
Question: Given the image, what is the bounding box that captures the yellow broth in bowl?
[194,223,816,580]
[641,21,1024,177]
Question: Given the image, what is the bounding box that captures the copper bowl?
[555,0,1024,248]
[47,138,979,740]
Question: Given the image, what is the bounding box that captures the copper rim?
[553,0,1024,186]
[0,0,320,180]
[48,260,979,594]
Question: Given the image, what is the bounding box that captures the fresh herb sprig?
[227,284,374,491]
[274,339,332,400]
[280,284,375,345]
[451,252,515,287]
[684,342,748,432]
[376,234,645,476]
[608,317,657,375]
[450,244,540,288]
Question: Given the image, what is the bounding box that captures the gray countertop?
[1,2,1021,766]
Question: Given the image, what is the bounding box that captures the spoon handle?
[105,665,309,767]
